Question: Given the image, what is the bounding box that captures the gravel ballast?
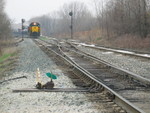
[76,45,150,80]
[0,39,115,113]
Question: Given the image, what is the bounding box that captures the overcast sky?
[5,0,93,24]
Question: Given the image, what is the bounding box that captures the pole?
[21,19,25,40]
[22,21,23,39]
[69,11,73,39]
[71,15,73,39]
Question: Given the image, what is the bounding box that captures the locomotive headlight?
[33,22,36,25]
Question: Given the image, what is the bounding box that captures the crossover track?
[35,39,150,113]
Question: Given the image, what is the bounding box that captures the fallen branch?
[0,76,27,84]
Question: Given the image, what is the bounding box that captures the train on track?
[28,22,40,38]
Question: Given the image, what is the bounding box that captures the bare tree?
[58,2,93,33]
[0,0,12,55]
[93,0,150,38]
[29,0,150,39]
[29,1,93,38]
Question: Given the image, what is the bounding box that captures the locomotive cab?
[28,22,40,38]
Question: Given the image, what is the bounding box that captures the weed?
[40,37,48,40]
[0,54,12,63]
[96,37,103,41]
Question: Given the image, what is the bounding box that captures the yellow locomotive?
[28,22,40,38]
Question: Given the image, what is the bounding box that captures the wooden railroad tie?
[12,88,89,93]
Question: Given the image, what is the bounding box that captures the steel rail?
[66,42,150,87]
[35,39,145,113]
[71,42,150,59]
[37,39,150,86]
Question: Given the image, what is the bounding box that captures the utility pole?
[69,11,73,39]
[21,19,25,40]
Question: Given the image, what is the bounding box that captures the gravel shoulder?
[76,45,150,80]
[0,38,115,113]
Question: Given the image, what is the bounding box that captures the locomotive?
[28,22,40,38]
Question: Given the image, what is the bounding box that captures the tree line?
[0,0,12,55]
[29,2,95,38]
[29,0,150,39]
[94,0,150,38]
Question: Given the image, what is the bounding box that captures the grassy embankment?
[0,40,19,79]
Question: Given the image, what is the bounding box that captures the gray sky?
[5,0,93,24]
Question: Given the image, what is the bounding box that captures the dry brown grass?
[0,39,16,46]
[112,35,150,49]
[0,39,18,56]
[2,47,18,55]
[95,34,150,52]
[74,30,150,52]
[54,29,150,52]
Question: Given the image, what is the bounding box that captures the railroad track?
[35,39,150,113]
[69,41,150,59]
[66,40,150,80]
